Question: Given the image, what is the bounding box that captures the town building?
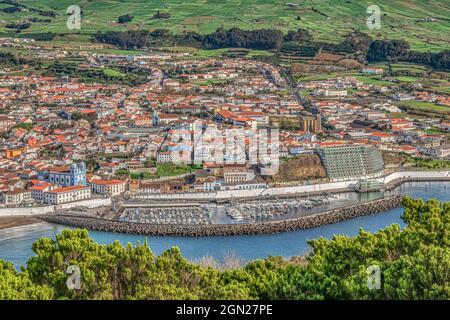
[300,114,322,132]
[317,145,385,181]
[419,144,450,158]
[30,183,55,203]
[220,177,267,190]
[157,151,174,163]
[43,185,91,204]
[315,89,348,97]
[223,167,255,183]
[361,67,384,75]
[89,179,127,196]
[41,163,87,187]
[0,116,15,133]
[1,189,33,206]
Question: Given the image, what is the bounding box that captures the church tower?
[70,162,87,186]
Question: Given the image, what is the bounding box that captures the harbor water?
[0,181,449,268]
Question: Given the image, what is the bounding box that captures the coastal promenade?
[0,198,112,217]
[130,170,450,201]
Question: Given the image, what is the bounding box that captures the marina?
[0,181,449,268]
[225,195,337,222]
[118,193,352,225]
[120,194,340,225]
[119,205,213,225]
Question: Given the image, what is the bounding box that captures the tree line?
[0,196,448,300]
[92,28,450,70]
[93,27,286,51]
[0,51,27,65]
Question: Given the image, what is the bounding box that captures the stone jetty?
[37,195,403,237]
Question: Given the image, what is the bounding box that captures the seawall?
[37,195,403,237]
[0,198,112,217]
[130,170,450,201]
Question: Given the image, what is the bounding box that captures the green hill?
[0,0,449,51]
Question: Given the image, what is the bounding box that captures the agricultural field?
[294,61,449,89]
[400,100,450,115]
[430,83,450,95]
[296,70,412,87]
[156,163,201,177]
[390,63,428,73]
[0,0,449,51]
[396,76,420,82]
[354,75,397,86]
[295,72,346,81]
[102,68,126,77]
[406,156,450,169]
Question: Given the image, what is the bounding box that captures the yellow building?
[300,114,322,132]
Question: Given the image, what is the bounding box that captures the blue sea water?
[0,181,448,268]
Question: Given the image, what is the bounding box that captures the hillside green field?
[401,100,450,114]
[0,0,449,51]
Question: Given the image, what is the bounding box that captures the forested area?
[0,52,27,66]
[0,196,448,300]
[93,28,285,51]
[92,28,450,70]
[44,62,148,85]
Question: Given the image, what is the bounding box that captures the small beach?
[0,216,44,230]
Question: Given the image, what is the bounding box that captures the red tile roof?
[48,186,88,193]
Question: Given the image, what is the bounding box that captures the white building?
[393,93,413,101]
[440,122,450,132]
[223,168,255,183]
[89,179,127,196]
[30,184,55,203]
[361,67,384,75]
[315,89,348,97]
[203,179,222,191]
[220,178,267,191]
[43,163,87,187]
[2,189,33,206]
[419,144,450,158]
[43,186,91,204]
[157,151,174,163]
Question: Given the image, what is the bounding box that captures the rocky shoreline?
[37,195,403,237]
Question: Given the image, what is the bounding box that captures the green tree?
[0,260,53,300]
[0,196,448,300]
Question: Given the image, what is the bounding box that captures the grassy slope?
[400,100,450,113]
[0,0,449,51]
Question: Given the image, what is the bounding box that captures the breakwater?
[384,177,450,191]
[37,195,403,237]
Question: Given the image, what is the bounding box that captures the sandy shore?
[0,216,44,230]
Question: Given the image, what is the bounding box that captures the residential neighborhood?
[0,39,449,207]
